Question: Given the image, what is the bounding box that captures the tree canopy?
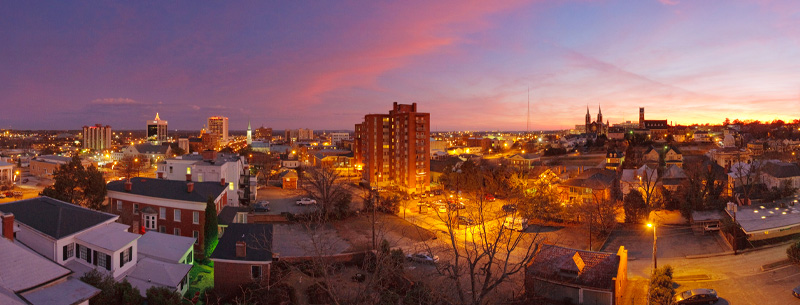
[42,156,107,210]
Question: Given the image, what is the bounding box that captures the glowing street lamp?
[647,222,657,269]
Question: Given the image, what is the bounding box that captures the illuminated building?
[82,124,112,150]
[207,116,229,145]
[354,102,430,194]
[147,113,168,145]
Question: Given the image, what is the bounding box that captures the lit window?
[229,182,234,190]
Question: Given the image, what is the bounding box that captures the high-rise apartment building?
[254,126,272,142]
[147,113,168,145]
[208,116,229,145]
[284,128,313,143]
[82,124,112,150]
[354,102,430,194]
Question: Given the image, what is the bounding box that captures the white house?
[156,150,250,206]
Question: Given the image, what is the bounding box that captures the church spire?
[597,104,603,125]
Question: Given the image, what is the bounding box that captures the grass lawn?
[184,260,214,304]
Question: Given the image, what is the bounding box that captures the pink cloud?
[658,0,679,5]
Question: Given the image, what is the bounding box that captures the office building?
[254,126,272,142]
[82,124,112,150]
[354,102,430,194]
[208,116,229,145]
[284,128,313,143]
[147,113,168,145]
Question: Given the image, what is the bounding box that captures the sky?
[2,0,800,131]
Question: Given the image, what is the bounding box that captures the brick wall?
[214,261,271,297]
[108,197,210,253]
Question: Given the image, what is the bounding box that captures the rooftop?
[0,238,71,292]
[21,277,99,305]
[218,206,249,226]
[126,257,192,297]
[729,197,800,233]
[137,231,196,263]
[527,244,620,290]
[0,197,117,239]
[211,223,273,262]
[107,177,227,203]
[75,222,139,252]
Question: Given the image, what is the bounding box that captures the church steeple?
[585,106,591,124]
[597,105,603,125]
[246,120,253,145]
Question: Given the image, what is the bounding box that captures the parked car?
[411,194,420,200]
[449,202,466,210]
[703,222,720,232]
[484,194,495,201]
[417,200,429,207]
[406,252,439,264]
[792,284,800,298]
[503,216,529,231]
[0,193,5,198]
[502,204,517,213]
[253,200,270,212]
[456,216,475,226]
[296,197,317,205]
[673,288,718,305]
[437,205,447,213]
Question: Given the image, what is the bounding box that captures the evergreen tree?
[204,196,218,257]
[42,156,107,210]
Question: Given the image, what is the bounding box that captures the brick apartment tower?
[355,102,430,194]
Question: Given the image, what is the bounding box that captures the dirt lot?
[333,213,435,252]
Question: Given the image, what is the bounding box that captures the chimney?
[2,213,14,241]
[202,150,218,162]
[235,241,247,258]
[124,181,132,192]
[157,172,163,179]
[220,178,225,186]
[186,174,192,181]
[187,182,194,193]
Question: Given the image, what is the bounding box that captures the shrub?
[787,241,800,264]
[146,286,182,305]
[648,265,674,305]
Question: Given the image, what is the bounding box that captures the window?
[193,230,199,244]
[120,247,132,267]
[116,200,122,211]
[62,243,74,261]
[251,265,262,279]
[79,245,87,260]
[159,207,166,219]
[229,182,234,190]
[169,166,173,174]
[98,252,107,268]
[193,211,199,224]
[174,228,181,236]
[174,209,181,222]
[133,204,139,215]
[144,214,156,230]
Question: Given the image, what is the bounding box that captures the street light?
[647,222,657,270]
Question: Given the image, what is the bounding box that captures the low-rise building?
[156,150,250,206]
[29,155,92,178]
[0,160,13,184]
[107,178,227,253]
[210,223,274,297]
[0,197,192,297]
[526,244,628,305]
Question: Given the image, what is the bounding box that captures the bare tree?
[300,165,352,219]
[731,153,763,205]
[636,164,662,210]
[434,163,545,305]
[117,155,146,181]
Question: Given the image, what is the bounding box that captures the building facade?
[354,102,430,194]
[585,106,608,136]
[82,124,112,150]
[147,113,168,145]
[208,116,230,145]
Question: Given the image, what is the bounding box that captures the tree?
[787,241,800,264]
[146,286,182,305]
[435,162,545,305]
[80,269,144,305]
[169,143,186,157]
[117,155,146,181]
[204,196,218,258]
[301,165,352,220]
[624,189,648,223]
[648,265,674,305]
[41,156,107,210]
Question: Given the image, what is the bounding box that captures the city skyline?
[2,1,800,130]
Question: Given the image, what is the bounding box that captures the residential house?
[122,143,172,164]
[156,150,251,206]
[661,165,687,192]
[0,160,13,184]
[708,147,752,169]
[620,165,658,198]
[506,153,541,169]
[558,168,617,204]
[210,223,274,297]
[526,244,628,305]
[604,150,624,170]
[761,161,800,190]
[107,178,227,253]
[0,197,192,297]
[29,155,92,178]
[279,169,298,190]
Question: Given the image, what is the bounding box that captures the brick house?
[29,155,92,178]
[107,178,227,253]
[210,223,274,297]
[526,245,628,305]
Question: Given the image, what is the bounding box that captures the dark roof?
[560,168,616,190]
[134,143,169,154]
[210,224,273,262]
[218,206,249,225]
[0,197,116,239]
[762,161,800,178]
[527,244,620,290]
[107,178,227,203]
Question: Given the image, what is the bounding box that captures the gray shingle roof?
[107,178,227,203]
[762,161,800,179]
[211,223,273,262]
[527,244,620,290]
[218,206,249,226]
[133,143,170,155]
[0,197,117,239]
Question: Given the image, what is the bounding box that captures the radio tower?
[526,87,530,133]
